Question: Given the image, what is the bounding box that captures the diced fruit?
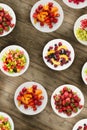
[33,2,59,28]
[0,116,11,130]
[2,49,26,73]
[17,85,44,111]
[45,41,71,67]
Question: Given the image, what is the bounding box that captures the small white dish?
[72,119,87,130]
[43,39,75,71]
[62,0,87,9]
[0,3,16,37]
[74,14,87,46]
[14,82,48,115]
[82,62,87,85]
[0,45,29,77]
[30,0,64,33]
[51,84,84,118]
[0,112,14,130]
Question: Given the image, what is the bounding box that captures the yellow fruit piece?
[24,94,32,99]
[47,50,55,55]
[51,7,58,13]
[37,12,48,22]
[35,89,42,95]
[58,45,68,51]
[34,19,37,24]
[51,58,60,65]
[60,55,68,61]
[27,87,33,93]
[43,5,49,10]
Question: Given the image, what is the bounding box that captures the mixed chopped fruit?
[2,49,26,73]
[76,18,87,41]
[0,6,15,35]
[33,2,60,28]
[68,0,85,4]
[45,42,71,67]
[53,86,83,116]
[17,85,44,111]
[77,124,87,130]
[0,116,11,130]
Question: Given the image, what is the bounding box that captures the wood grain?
[0,0,87,130]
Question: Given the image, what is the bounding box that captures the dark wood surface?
[0,0,87,130]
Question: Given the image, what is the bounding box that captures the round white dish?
[30,0,64,32]
[14,82,48,115]
[0,3,16,37]
[51,84,84,118]
[0,45,29,77]
[43,39,75,71]
[74,14,87,46]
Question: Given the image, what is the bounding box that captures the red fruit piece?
[0,16,2,23]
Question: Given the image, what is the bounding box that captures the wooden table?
[0,0,87,130]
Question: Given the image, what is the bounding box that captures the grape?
[76,28,87,41]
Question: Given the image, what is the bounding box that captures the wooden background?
[0,0,87,130]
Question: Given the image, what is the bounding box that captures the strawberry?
[5,13,12,21]
[58,109,63,113]
[17,96,22,101]
[73,107,78,113]
[63,86,68,92]
[66,98,70,104]
[64,91,69,98]
[4,26,10,32]
[10,23,15,28]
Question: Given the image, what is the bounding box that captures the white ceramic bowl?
[0,45,30,77]
[0,3,16,37]
[82,62,87,85]
[14,82,48,115]
[72,119,87,130]
[0,112,14,130]
[43,39,75,71]
[62,0,87,9]
[30,0,64,32]
[74,14,87,46]
[51,84,84,118]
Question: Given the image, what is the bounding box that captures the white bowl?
[51,84,84,118]
[14,82,48,115]
[62,0,87,9]
[82,62,87,85]
[0,45,30,77]
[0,3,16,37]
[30,0,64,33]
[74,14,87,46]
[72,119,87,130]
[43,39,75,71]
[0,112,14,130]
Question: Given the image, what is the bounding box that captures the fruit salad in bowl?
[74,14,87,46]
[51,84,84,118]
[62,0,87,9]
[0,3,16,36]
[14,82,48,115]
[82,62,87,85]
[30,0,64,32]
[0,45,29,77]
[72,119,87,130]
[43,39,75,71]
[0,112,14,130]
